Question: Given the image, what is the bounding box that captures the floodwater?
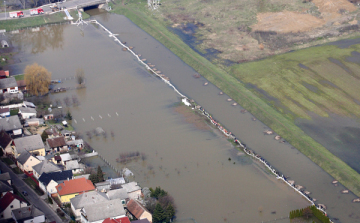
[7,10,360,222]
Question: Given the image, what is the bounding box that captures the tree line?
[289,205,330,223]
[145,187,176,223]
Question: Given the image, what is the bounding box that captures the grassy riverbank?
[0,10,89,31]
[109,1,360,197]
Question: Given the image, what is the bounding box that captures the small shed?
[1,40,9,48]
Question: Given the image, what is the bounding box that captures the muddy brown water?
[6,10,360,222]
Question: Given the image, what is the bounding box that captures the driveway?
[0,160,64,223]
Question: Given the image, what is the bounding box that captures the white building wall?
[1,199,27,219]
[23,214,45,223]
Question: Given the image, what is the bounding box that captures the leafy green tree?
[66,110,72,120]
[97,165,104,182]
[166,204,175,222]
[41,130,48,142]
[89,173,99,184]
[153,203,165,223]
[151,186,167,199]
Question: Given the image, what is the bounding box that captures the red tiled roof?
[0,70,9,77]
[47,136,66,148]
[56,178,95,196]
[0,192,25,212]
[102,217,131,223]
[126,199,148,219]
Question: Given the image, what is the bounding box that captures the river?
[6,10,360,222]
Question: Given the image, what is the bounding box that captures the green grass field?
[110,0,360,197]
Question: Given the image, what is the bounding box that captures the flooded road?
[7,10,360,222]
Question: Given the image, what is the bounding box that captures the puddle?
[345,51,360,64]
[329,58,352,74]
[302,81,319,93]
[298,63,310,70]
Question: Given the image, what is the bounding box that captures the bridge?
[75,0,108,9]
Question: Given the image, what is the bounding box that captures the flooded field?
[6,10,360,222]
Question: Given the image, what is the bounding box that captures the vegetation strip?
[109,3,360,197]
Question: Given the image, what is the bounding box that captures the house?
[59,153,72,165]
[65,160,84,174]
[0,130,13,155]
[106,188,129,205]
[38,170,73,196]
[61,130,72,139]
[106,177,125,187]
[0,181,13,198]
[24,118,44,127]
[44,127,59,138]
[121,182,142,200]
[16,152,41,174]
[33,160,62,179]
[56,178,95,204]
[70,191,109,221]
[0,172,11,185]
[95,181,111,192]
[53,155,62,164]
[0,77,18,94]
[66,139,84,149]
[13,135,45,157]
[19,107,37,120]
[0,192,28,220]
[16,80,27,92]
[46,136,67,152]
[43,114,54,121]
[23,101,36,108]
[102,217,131,223]
[11,205,45,223]
[80,199,126,223]
[0,116,22,136]
[0,107,10,118]
[0,70,9,78]
[126,199,152,223]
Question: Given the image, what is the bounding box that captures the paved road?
[0,0,105,22]
[0,160,63,223]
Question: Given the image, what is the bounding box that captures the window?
[10,205,13,208]
[1,214,4,218]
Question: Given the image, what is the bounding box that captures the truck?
[9,11,24,18]
[30,8,44,15]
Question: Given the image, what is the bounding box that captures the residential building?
[66,139,84,149]
[61,130,72,139]
[16,152,41,173]
[0,116,22,136]
[126,199,152,223]
[43,114,54,121]
[0,70,9,78]
[70,191,108,221]
[0,181,13,197]
[11,205,45,223]
[106,188,129,205]
[59,153,72,165]
[56,178,95,204]
[0,130,13,155]
[121,182,142,200]
[95,181,111,192]
[33,160,62,179]
[38,170,73,196]
[65,160,84,174]
[52,155,62,164]
[22,101,36,108]
[80,199,126,223]
[102,217,131,223]
[0,77,18,94]
[13,135,45,157]
[24,118,44,127]
[0,107,10,117]
[44,127,59,138]
[19,107,37,120]
[46,136,67,152]
[106,177,125,187]
[0,172,11,185]
[16,80,26,92]
[0,192,28,220]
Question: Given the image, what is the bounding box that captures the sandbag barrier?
[74,20,333,222]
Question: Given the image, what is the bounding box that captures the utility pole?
[4,0,6,20]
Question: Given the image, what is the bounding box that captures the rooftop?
[33,160,62,176]
[0,116,22,131]
[0,77,17,89]
[23,101,36,108]
[60,153,72,162]
[38,170,73,186]
[126,199,149,220]
[65,160,84,170]
[0,181,12,194]
[56,177,95,196]
[14,135,45,154]
[121,182,141,193]
[0,107,10,114]
[106,188,129,200]
[70,191,108,209]
[0,192,26,213]
[16,152,38,165]
[0,172,11,182]
[0,130,12,148]
[47,136,66,148]
[82,199,126,222]
[11,205,44,221]
[45,127,59,136]
[19,107,37,114]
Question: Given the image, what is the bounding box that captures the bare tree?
[24,63,51,96]
[76,68,85,86]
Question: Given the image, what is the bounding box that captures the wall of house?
[23,214,45,223]
[21,112,36,119]
[140,211,152,223]
[47,180,59,195]
[8,87,18,94]
[23,157,41,172]
[0,199,28,219]
[71,203,82,221]
[2,143,12,155]
[0,111,10,117]
[60,193,79,203]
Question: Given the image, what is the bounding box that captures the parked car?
[22,191,28,196]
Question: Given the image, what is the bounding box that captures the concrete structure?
[0,130,13,155]
[0,77,18,94]
[13,135,45,157]
[70,191,108,221]
[0,107,10,117]
[33,160,62,179]
[126,199,152,223]
[56,178,95,204]
[11,205,45,223]
[80,199,126,223]
[0,192,28,220]
[19,107,37,120]
[38,170,73,195]
[121,182,142,200]
[16,152,41,173]
[0,116,22,136]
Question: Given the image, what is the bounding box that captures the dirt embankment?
[173,105,211,131]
